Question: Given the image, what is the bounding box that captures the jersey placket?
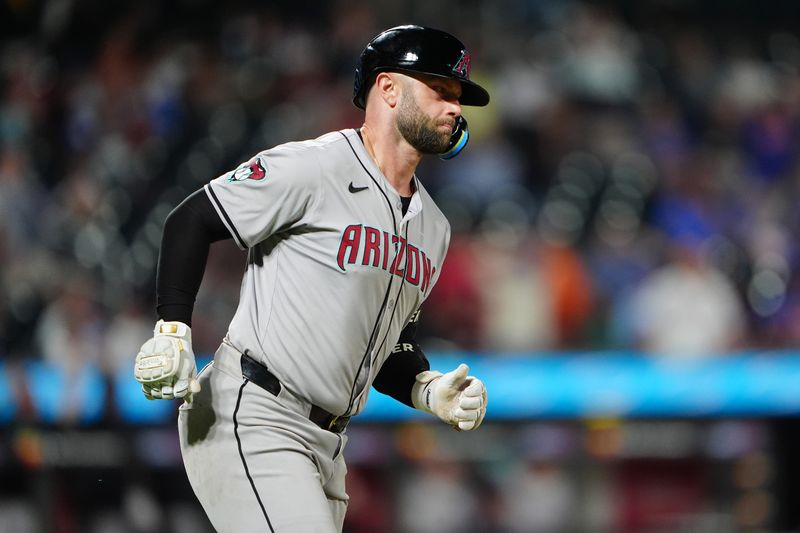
[352,199,412,414]
[339,131,402,417]
[339,130,430,417]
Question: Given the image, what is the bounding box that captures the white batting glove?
[412,364,488,431]
[134,320,201,401]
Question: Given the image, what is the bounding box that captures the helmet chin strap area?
[439,115,469,160]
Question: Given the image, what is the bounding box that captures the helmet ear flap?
[353,67,365,108]
[353,61,382,109]
[439,116,469,160]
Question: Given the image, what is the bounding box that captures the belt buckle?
[327,415,340,432]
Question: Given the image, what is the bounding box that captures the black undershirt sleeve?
[372,309,430,407]
[156,188,232,326]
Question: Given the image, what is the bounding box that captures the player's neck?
[360,124,420,197]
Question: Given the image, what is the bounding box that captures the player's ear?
[374,72,399,107]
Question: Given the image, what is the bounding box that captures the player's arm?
[133,190,231,401]
[373,310,488,431]
[156,189,232,325]
[373,310,430,407]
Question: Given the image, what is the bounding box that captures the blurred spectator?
[418,235,485,350]
[741,102,800,184]
[500,460,576,533]
[34,273,106,371]
[341,467,392,533]
[103,297,152,375]
[396,460,482,533]
[0,148,46,253]
[558,3,642,105]
[433,130,525,209]
[472,230,556,352]
[0,499,39,533]
[623,234,747,356]
[538,242,596,347]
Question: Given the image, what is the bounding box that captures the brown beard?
[396,91,452,154]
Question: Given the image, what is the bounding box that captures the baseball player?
[134,25,489,532]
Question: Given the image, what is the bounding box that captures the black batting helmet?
[352,25,490,110]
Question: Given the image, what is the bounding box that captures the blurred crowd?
[3,0,800,371]
[3,0,800,531]
[0,419,779,533]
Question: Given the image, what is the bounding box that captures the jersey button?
[396,202,402,210]
[388,299,395,307]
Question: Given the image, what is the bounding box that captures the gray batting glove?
[412,363,488,431]
[134,320,201,402]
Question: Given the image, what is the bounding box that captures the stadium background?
[3,0,800,531]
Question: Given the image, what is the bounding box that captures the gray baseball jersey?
[203,128,450,417]
[180,128,451,532]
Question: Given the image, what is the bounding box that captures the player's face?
[396,74,462,154]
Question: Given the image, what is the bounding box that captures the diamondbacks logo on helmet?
[452,50,471,79]
[228,157,267,182]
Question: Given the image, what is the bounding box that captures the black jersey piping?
[206,183,248,250]
[371,221,411,366]
[339,130,399,416]
[233,380,275,532]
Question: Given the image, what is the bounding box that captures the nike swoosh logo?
[348,182,369,193]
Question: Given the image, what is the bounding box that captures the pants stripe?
[233,380,275,532]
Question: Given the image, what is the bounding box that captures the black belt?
[240,352,351,434]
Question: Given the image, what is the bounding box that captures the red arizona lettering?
[337,224,362,271]
[405,244,421,285]
[362,227,381,267]
[382,231,390,270]
[337,226,435,291]
[390,235,407,277]
[421,252,433,293]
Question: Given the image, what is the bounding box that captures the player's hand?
[134,320,201,402]
[412,363,487,431]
